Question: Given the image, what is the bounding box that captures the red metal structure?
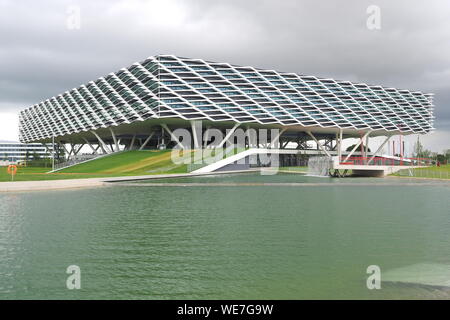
[340,156,433,166]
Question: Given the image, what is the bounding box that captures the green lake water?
[1,173,450,299]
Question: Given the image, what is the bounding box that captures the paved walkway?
[0,169,259,192]
[0,178,106,192]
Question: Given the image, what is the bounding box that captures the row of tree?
[413,140,450,164]
[3,145,66,167]
[343,140,449,164]
[22,151,53,167]
[2,151,53,167]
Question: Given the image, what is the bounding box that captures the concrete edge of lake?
[2,169,450,192]
[0,169,261,192]
[0,178,107,192]
[386,175,450,182]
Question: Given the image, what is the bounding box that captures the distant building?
[0,140,51,165]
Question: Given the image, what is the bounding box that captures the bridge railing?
[340,156,433,166]
[52,154,101,171]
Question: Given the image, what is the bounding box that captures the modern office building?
[0,140,51,164]
[18,55,434,156]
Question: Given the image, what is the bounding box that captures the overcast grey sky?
[0,0,449,152]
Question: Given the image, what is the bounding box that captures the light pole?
[52,135,55,171]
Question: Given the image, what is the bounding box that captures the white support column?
[161,124,185,149]
[129,134,136,150]
[343,131,371,162]
[52,136,55,171]
[203,126,211,148]
[190,120,202,149]
[139,131,154,151]
[109,127,119,152]
[368,135,391,164]
[74,144,84,156]
[306,131,332,158]
[99,143,108,154]
[217,123,239,148]
[61,143,70,158]
[68,143,75,159]
[364,133,370,163]
[91,130,112,153]
[270,128,287,148]
[337,129,343,160]
[67,143,75,159]
[83,137,98,154]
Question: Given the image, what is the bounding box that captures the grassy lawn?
[0,150,190,182]
[0,166,121,182]
[391,164,450,179]
[58,150,187,173]
[0,148,285,182]
[58,150,191,175]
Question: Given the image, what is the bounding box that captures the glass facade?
[19,55,434,143]
[0,142,51,163]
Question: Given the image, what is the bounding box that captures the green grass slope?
[0,150,190,182]
[58,150,189,175]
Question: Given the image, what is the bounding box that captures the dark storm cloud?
[0,0,449,131]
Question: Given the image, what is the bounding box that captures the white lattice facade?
[19,55,434,143]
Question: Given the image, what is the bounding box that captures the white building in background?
[0,140,51,165]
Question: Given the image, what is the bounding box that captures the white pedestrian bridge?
[192,148,430,177]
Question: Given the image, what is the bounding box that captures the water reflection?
[0,174,449,299]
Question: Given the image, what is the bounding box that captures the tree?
[56,144,65,162]
[413,139,431,158]
[436,154,446,164]
[24,151,30,166]
[32,152,41,161]
[444,149,450,162]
